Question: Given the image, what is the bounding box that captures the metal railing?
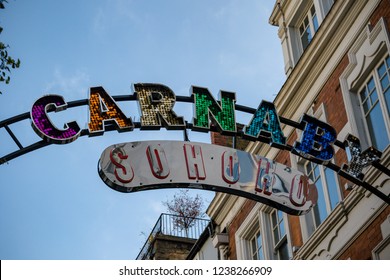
[136,213,209,260]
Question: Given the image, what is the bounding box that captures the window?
[340,18,390,153]
[320,0,334,17]
[236,205,292,260]
[358,56,390,151]
[377,56,390,113]
[299,5,319,51]
[271,210,290,260]
[303,160,341,232]
[250,230,264,260]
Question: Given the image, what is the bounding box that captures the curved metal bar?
[0,94,389,204]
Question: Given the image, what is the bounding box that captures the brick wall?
[227,199,256,260]
[274,132,304,254]
[217,0,390,260]
[153,235,196,260]
[370,0,390,27]
[338,206,390,259]
[210,124,251,151]
[336,0,390,259]
[312,55,349,134]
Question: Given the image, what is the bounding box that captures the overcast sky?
[0,0,285,259]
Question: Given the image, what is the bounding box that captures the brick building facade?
[203,0,390,260]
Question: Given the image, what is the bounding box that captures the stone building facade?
[204,0,390,260]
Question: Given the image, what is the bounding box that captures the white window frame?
[249,229,264,260]
[235,204,292,260]
[280,0,334,75]
[287,1,323,68]
[298,159,341,235]
[235,204,264,260]
[269,209,291,260]
[299,4,319,52]
[356,57,390,151]
[340,18,390,151]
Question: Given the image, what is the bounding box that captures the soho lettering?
[113,143,309,202]
[30,83,381,179]
[99,141,317,215]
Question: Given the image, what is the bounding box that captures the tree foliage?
[163,190,205,236]
[0,0,20,94]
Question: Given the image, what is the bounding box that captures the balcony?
[136,213,210,260]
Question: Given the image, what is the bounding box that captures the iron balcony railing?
[136,213,209,260]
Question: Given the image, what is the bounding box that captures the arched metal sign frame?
[1,92,389,205]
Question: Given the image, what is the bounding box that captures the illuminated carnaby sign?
[26,83,382,180]
[98,140,318,215]
[1,83,388,205]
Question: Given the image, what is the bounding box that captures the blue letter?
[244,100,285,146]
[293,114,336,162]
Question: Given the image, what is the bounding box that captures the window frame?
[300,158,342,232]
[357,56,390,151]
[298,4,319,52]
[340,17,390,152]
[235,204,292,260]
[270,209,290,260]
[249,229,264,260]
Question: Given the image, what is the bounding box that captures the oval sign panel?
[98,141,318,215]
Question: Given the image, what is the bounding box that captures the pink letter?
[31,95,81,144]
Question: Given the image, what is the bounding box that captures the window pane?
[324,168,340,210]
[304,17,309,27]
[257,232,264,260]
[299,25,304,34]
[362,99,370,114]
[312,13,319,32]
[258,246,264,260]
[279,241,290,260]
[380,75,389,92]
[251,238,257,256]
[278,211,285,237]
[360,87,368,101]
[305,161,313,175]
[314,164,320,179]
[310,5,316,15]
[271,211,277,227]
[370,89,378,104]
[384,87,390,116]
[277,210,283,221]
[313,179,327,226]
[366,102,389,151]
[378,58,390,115]
[273,227,279,244]
[378,62,386,78]
[257,233,263,249]
[301,27,311,50]
[323,0,334,15]
[272,210,279,243]
[367,77,375,92]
